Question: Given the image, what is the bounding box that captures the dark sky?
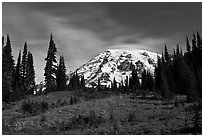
[2,2,202,83]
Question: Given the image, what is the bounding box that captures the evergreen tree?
[80,75,85,89]
[68,72,80,90]
[146,72,155,91]
[97,77,101,91]
[125,76,129,92]
[130,68,140,92]
[141,69,147,89]
[164,44,170,64]
[2,34,15,83]
[2,36,4,49]
[27,52,36,94]
[192,34,197,51]
[155,57,162,92]
[56,56,67,91]
[2,34,15,102]
[196,32,202,49]
[160,72,170,99]
[21,42,28,94]
[12,50,23,100]
[112,77,117,91]
[186,36,191,53]
[44,34,58,92]
[184,36,191,67]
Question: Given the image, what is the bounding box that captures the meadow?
[2,90,201,135]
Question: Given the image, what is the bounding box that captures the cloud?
[2,2,201,83]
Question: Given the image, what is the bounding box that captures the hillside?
[2,90,200,135]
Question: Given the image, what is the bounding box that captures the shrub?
[54,111,105,131]
[70,96,78,105]
[21,100,49,115]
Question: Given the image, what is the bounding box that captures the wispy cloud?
[2,2,201,83]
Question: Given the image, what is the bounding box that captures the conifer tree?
[112,77,117,91]
[192,34,197,52]
[21,42,28,94]
[196,32,202,50]
[186,36,191,53]
[44,34,58,92]
[141,69,147,89]
[164,44,170,64]
[160,72,170,99]
[12,50,23,100]
[56,56,67,91]
[125,76,129,92]
[80,75,85,89]
[146,72,155,91]
[2,36,4,48]
[27,52,35,94]
[68,72,80,90]
[130,68,140,92]
[155,57,162,92]
[97,77,101,91]
[2,34,15,82]
[2,34,15,102]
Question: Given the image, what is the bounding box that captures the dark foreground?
[2,90,202,135]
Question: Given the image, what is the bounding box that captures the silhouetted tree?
[80,75,85,89]
[2,34,15,102]
[56,56,67,91]
[68,72,80,90]
[44,34,57,92]
[164,44,170,64]
[112,77,117,91]
[27,52,36,94]
[21,42,28,94]
[129,68,140,92]
[141,69,147,89]
[12,50,23,100]
[160,72,170,99]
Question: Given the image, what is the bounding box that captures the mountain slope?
[76,49,160,88]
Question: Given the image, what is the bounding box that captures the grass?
[2,90,201,135]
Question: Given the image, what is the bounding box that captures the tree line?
[95,32,202,102]
[112,32,201,102]
[2,35,35,102]
[2,32,202,103]
[2,34,69,102]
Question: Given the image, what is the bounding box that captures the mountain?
[74,49,161,88]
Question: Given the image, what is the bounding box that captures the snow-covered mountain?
[75,49,161,88]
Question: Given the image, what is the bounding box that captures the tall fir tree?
[184,36,191,67]
[129,68,140,92]
[192,34,197,51]
[27,52,36,94]
[2,34,15,82]
[112,77,117,91]
[186,36,191,53]
[44,34,58,92]
[141,69,147,89]
[196,32,202,50]
[2,36,4,49]
[155,56,162,92]
[56,56,67,91]
[12,50,23,100]
[2,34,15,102]
[164,44,170,64]
[80,75,85,89]
[21,42,28,94]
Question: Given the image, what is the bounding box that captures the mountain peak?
[75,48,160,88]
